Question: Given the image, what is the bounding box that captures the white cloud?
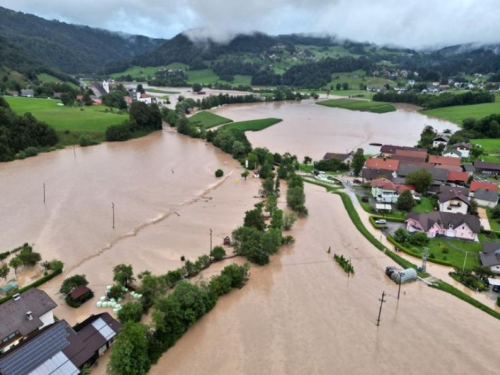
[2,0,499,48]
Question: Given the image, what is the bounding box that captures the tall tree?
[406,169,433,193]
[351,148,365,176]
[108,322,151,375]
[113,264,135,287]
[396,189,416,211]
[0,264,10,281]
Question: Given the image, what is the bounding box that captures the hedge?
[386,236,453,267]
[371,215,405,223]
[369,216,387,229]
[0,269,63,305]
[0,252,9,261]
[430,280,500,322]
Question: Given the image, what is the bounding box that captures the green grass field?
[316,99,396,113]
[471,138,500,153]
[406,238,481,269]
[412,197,434,213]
[189,111,233,128]
[5,97,128,135]
[186,69,220,84]
[231,75,252,86]
[111,63,189,80]
[37,73,61,83]
[145,88,180,94]
[421,101,500,125]
[223,118,282,132]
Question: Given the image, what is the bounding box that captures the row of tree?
[373,91,495,109]
[105,102,162,142]
[0,97,58,161]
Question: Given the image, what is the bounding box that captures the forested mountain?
[0,6,164,73]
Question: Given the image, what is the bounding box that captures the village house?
[463,164,476,176]
[322,152,354,166]
[473,161,500,176]
[480,243,500,268]
[0,313,121,375]
[405,211,481,241]
[474,188,499,208]
[391,149,427,163]
[370,178,415,203]
[449,142,472,159]
[428,155,461,168]
[364,158,400,171]
[446,171,470,185]
[470,181,498,195]
[438,188,470,215]
[396,164,449,189]
[137,92,152,104]
[90,82,107,99]
[379,145,427,159]
[20,89,34,98]
[432,135,450,148]
[0,289,57,354]
[361,168,396,181]
[442,149,462,158]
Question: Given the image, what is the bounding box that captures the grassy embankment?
[316,99,396,113]
[145,88,180,94]
[189,111,233,128]
[5,97,128,145]
[223,118,282,132]
[110,63,189,80]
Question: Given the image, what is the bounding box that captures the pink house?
[405,212,480,241]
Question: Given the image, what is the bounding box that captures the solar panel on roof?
[0,322,71,375]
[92,318,116,341]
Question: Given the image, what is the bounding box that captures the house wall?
[443,152,460,159]
[406,219,478,241]
[455,148,470,158]
[371,187,398,203]
[476,198,497,208]
[439,199,468,215]
[433,140,448,148]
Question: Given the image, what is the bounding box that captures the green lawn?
[232,75,252,86]
[472,138,500,154]
[189,111,233,128]
[406,238,482,269]
[223,118,282,132]
[186,69,220,84]
[145,88,180,94]
[37,73,61,83]
[5,97,128,135]
[316,99,396,113]
[110,63,189,80]
[413,197,434,213]
[421,101,500,125]
[486,209,500,232]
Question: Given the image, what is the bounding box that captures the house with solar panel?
[0,289,57,354]
[0,312,121,375]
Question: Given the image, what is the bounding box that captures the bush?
[78,133,97,147]
[442,248,450,254]
[108,284,126,300]
[215,169,224,178]
[16,151,26,160]
[282,212,297,230]
[25,146,39,157]
[105,123,131,142]
[117,302,144,323]
[210,246,226,261]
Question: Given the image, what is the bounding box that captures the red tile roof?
[447,171,469,182]
[365,158,400,171]
[370,178,395,190]
[428,155,461,167]
[394,149,427,160]
[470,181,498,193]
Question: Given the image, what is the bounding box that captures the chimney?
[383,157,387,161]
[26,311,33,321]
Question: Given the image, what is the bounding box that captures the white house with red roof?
[370,178,416,203]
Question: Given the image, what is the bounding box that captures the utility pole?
[73,145,76,158]
[43,183,46,205]
[422,247,429,273]
[210,229,213,253]
[348,257,352,278]
[112,202,115,229]
[376,291,387,327]
[462,251,469,275]
[397,272,403,300]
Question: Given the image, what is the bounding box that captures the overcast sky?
[2,0,500,48]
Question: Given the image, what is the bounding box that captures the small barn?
[386,267,418,284]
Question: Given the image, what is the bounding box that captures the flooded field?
[212,100,458,159]
[0,101,496,374]
[151,184,500,375]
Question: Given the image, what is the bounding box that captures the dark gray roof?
[0,289,57,341]
[474,161,500,171]
[323,152,352,162]
[439,185,469,196]
[0,321,72,375]
[444,149,461,157]
[406,211,481,233]
[380,145,427,154]
[361,168,394,180]
[438,188,470,204]
[480,243,500,267]
[463,164,475,173]
[397,164,448,182]
[434,135,450,142]
[452,142,472,150]
[474,188,499,203]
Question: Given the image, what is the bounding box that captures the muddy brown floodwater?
[151,184,500,375]
[212,100,458,159]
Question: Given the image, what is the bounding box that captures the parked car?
[375,219,387,224]
[492,285,500,293]
[361,196,369,203]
